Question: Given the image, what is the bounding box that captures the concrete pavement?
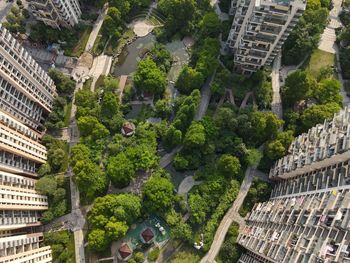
[200,166,259,263]
[0,1,14,22]
[85,7,108,52]
[271,53,283,119]
[318,0,343,54]
[201,147,265,263]
[195,72,215,121]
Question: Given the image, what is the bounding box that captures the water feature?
[113,34,156,76]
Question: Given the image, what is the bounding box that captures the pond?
[113,34,156,77]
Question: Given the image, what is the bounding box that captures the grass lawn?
[67,231,76,263]
[64,102,72,127]
[65,25,92,57]
[305,49,335,78]
[83,78,93,90]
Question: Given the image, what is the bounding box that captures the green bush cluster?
[87,194,142,252]
[282,0,329,65]
[44,231,75,263]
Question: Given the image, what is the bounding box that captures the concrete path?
[0,1,14,22]
[239,92,253,109]
[271,53,283,119]
[200,167,257,263]
[85,7,108,52]
[200,147,265,263]
[89,55,113,91]
[178,176,202,195]
[318,0,343,54]
[195,72,215,121]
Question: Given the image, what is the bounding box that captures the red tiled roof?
[119,243,132,259]
[141,228,154,243]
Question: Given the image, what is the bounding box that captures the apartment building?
[0,232,52,263]
[28,0,82,29]
[0,171,48,231]
[237,107,350,263]
[0,25,54,262]
[226,0,306,74]
[0,25,57,133]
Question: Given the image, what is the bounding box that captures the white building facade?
[237,107,350,263]
[226,0,306,74]
[0,25,55,262]
[28,0,82,29]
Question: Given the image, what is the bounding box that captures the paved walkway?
[85,7,108,52]
[178,176,202,195]
[195,72,215,121]
[318,0,343,54]
[89,55,113,91]
[200,148,265,263]
[271,53,283,119]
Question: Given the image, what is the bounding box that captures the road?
[201,148,266,263]
[271,53,283,119]
[0,1,14,22]
[85,6,108,52]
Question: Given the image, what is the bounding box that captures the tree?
[164,126,182,151]
[70,144,91,166]
[282,70,317,107]
[158,0,196,36]
[73,160,108,201]
[77,116,109,140]
[107,153,135,188]
[143,170,175,213]
[170,223,193,243]
[188,193,208,224]
[300,102,341,131]
[134,58,167,98]
[101,91,120,120]
[35,176,57,195]
[105,221,128,241]
[48,69,75,95]
[89,194,141,228]
[75,89,96,108]
[133,252,145,263]
[265,140,286,160]
[173,154,189,171]
[88,229,109,252]
[199,12,221,37]
[184,122,206,148]
[314,78,342,105]
[175,66,204,95]
[217,154,241,177]
[47,148,66,172]
[155,99,172,119]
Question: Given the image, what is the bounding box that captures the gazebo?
[140,227,155,244]
[118,243,133,261]
[121,122,136,137]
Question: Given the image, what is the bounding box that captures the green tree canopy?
[143,170,175,213]
[217,154,241,177]
[283,70,317,107]
[107,153,136,188]
[134,58,167,98]
[184,122,206,148]
[175,66,205,95]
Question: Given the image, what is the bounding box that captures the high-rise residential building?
[0,25,55,262]
[237,107,350,262]
[0,232,52,262]
[27,0,81,29]
[226,0,306,75]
